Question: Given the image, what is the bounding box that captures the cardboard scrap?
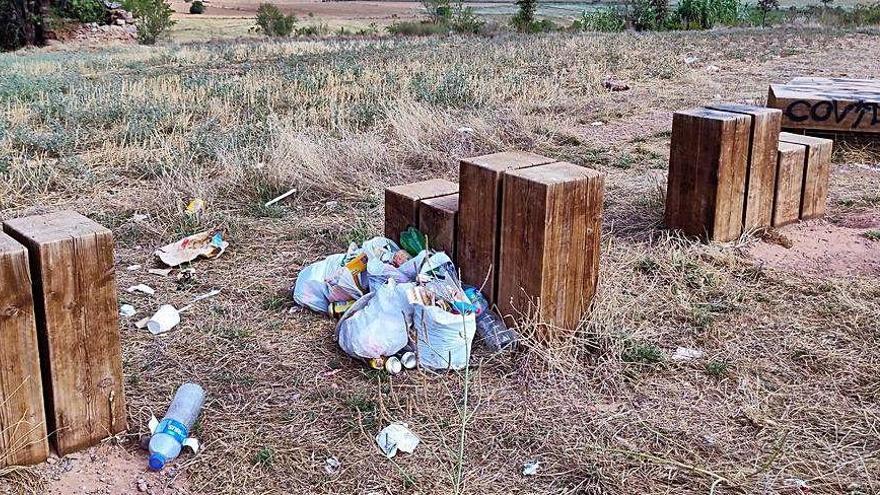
[155,231,228,267]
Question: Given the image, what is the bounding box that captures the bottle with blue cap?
[149,383,205,471]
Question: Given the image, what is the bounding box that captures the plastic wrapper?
[336,280,413,360]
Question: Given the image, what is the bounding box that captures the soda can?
[385,356,403,374]
[369,357,385,370]
[400,352,417,369]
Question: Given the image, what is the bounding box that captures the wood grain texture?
[496,162,604,339]
[384,179,458,244]
[418,194,458,260]
[0,233,49,468]
[778,132,834,219]
[665,108,751,242]
[707,103,782,230]
[3,211,127,456]
[456,151,554,302]
[772,142,807,227]
[768,78,880,133]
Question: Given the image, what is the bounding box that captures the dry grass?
[1,27,880,494]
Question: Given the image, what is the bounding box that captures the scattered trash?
[672,347,704,361]
[148,383,205,471]
[135,317,150,329]
[148,268,173,277]
[684,56,699,64]
[325,201,338,209]
[131,213,149,223]
[399,227,426,256]
[188,288,221,305]
[155,230,228,267]
[324,456,341,475]
[336,280,412,361]
[602,77,630,92]
[185,198,205,216]
[264,188,298,208]
[457,126,475,133]
[127,284,156,295]
[465,286,517,352]
[400,351,417,369]
[384,356,403,374]
[522,459,539,476]
[146,305,181,335]
[127,264,142,271]
[705,64,720,72]
[591,121,605,126]
[376,423,420,458]
[120,304,137,318]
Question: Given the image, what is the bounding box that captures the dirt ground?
[1,27,880,495]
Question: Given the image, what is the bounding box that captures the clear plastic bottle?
[464,287,517,352]
[149,383,205,471]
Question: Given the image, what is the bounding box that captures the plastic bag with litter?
[336,279,413,360]
[292,253,346,314]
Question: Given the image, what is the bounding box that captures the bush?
[189,0,205,14]
[124,0,176,44]
[255,3,297,36]
[573,7,626,32]
[58,0,106,23]
[511,0,538,31]
[387,21,448,35]
[672,0,746,29]
[450,5,486,33]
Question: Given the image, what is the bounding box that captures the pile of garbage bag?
[292,230,479,371]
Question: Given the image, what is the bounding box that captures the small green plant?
[252,446,275,466]
[705,359,729,377]
[421,0,452,23]
[756,0,779,26]
[189,0,205,14]
[511,0,538,30]
[387,21,448,35]
[124,0,176,44]
[255,3,297,36]
[450,3,485,33]
[622,340,664,364]
[863,230,880,241]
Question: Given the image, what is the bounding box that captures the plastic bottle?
[464,287,517,352]
[149,383,206,471]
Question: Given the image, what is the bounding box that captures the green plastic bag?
[400,227,427,256]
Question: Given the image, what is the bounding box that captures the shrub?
[573,7,626,32]
[386,21,448,35]
[124,0,176,44]
[511,0,538,30]
[58,0,106,23]
[450,4,486,33]
[672,0,746,29]
[255,3,297,36]
[756,0,779,26]
[189,0,205,14]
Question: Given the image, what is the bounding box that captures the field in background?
[1,26,880,495]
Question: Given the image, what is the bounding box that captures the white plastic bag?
[413,303,476,370]
[336,280,413,360]
[292,253,345,313]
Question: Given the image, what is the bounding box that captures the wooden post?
[706,103,782,231]
[496,162,604,339]
[457,151,554,302]
[0,233,49,467]
[664,108,751,242]
[418,193,458,260]
[778,132,834,220]
[772,142,807,227]
[4,211,127,456]
[768,78,880,134]
[384,179,458,245]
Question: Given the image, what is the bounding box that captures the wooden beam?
[706,103,781,231]
[418,193,458,260]
[665,108,751,242]
[496,162,604,339]
[457,151,554,302]
[384,179,458,245]
[4,211,127,456]
[772,142,807,227]
[768,78,880,134]
[778,132,834,220]
[0,232,49,468]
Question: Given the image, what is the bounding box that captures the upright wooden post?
[384,179,458,245]
[778,132,834,220]
[4,211,127,456]
[0,233,49,467]
[772,142,807,227]
[496,162,604,339]
[706,103,782,231]
[418,193,459,260]
[664,108,751,241]
[457,151,554,302]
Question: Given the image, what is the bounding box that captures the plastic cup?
[400,352,417,369]
[385,356,403,374]
[147,305,181,335]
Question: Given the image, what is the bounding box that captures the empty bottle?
[149,383,206,471]
[464,287,517,352]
